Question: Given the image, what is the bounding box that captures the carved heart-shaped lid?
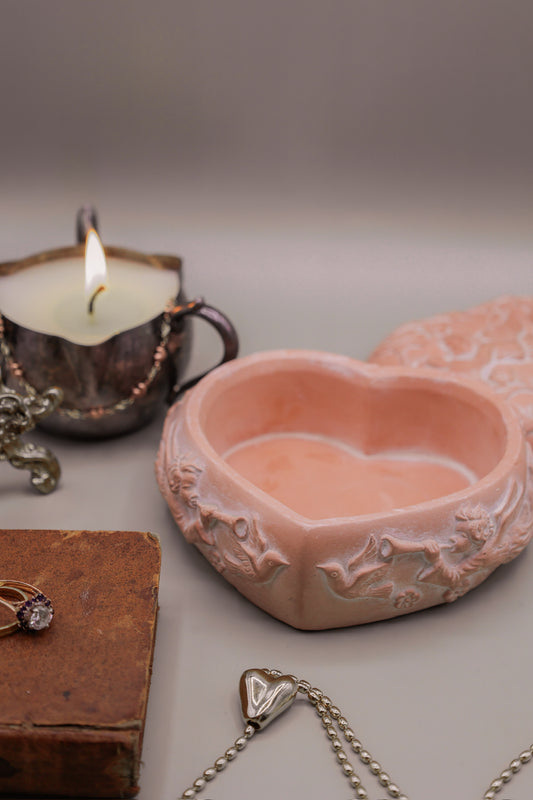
[370,295,533,446]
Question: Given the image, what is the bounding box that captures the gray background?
[2,2,533,798]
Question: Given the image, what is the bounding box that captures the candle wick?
[88,285,106,315]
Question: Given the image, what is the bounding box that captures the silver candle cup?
[0,213,238,439]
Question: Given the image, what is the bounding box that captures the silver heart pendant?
[239,668,298,730]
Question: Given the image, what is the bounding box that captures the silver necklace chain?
[0,310,174,419]
[178,668,533,800]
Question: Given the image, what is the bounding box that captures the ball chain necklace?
[178,668,532,800]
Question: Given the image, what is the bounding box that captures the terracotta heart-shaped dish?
[156,349,530,630]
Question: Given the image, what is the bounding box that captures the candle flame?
[85,228,108,314]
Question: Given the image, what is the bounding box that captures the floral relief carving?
[167,454,289,584]
[393,588,421,609]
[318,477,532,607]
[370,296,533,443]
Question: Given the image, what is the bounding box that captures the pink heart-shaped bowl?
[156,350,530,630]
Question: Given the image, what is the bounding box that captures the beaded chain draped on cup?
[178,668,533,800]
[0,309,173,420]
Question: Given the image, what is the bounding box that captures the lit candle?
[0,210,237,438]
[0,235,179,345]
[85,228,108,314]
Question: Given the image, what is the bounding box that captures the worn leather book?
[0,529,161,798]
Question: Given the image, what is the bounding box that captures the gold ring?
[0,580,54,637]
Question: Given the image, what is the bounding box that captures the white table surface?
[2,181,533,800]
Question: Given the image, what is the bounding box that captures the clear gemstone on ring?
[16,594,54,632]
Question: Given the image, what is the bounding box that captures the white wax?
[0,257,180,345]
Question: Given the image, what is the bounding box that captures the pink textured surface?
[371,295,533,445]
[156,350,530,629]
[225,433,471,519]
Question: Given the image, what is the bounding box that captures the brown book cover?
[0,529,161,798]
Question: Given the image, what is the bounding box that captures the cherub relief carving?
[318,477,531,607]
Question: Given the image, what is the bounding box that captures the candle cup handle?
[168,298,239,403]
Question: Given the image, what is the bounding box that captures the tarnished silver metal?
[0,369,62,493]
[178,666,533,800]
[0,207,239,439]
[239,668,298,730]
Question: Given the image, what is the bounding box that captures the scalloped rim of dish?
[181,349,526,527]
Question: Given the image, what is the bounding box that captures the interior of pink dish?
[200,363,508,520]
